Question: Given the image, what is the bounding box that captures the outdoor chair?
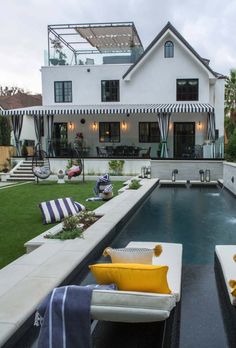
[32,144,51,183]
[96,146,107,157]
[215,245,236,306]
[125,146,135,157]
[90,241,182,346]
[142,147,151,158]
[134,147,140,157]
[114,146,124,157]
[105,146,114,157]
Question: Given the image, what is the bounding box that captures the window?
[139,122,160,143]
[54,81,72,103]
[99,122,120,143]
[101,80,120,102]
[164,41,174,58]
[176,79,198,101]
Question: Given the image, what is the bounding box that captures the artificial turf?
[0,180,123,269]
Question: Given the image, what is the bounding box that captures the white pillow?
[103,245,162,264]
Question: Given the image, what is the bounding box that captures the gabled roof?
[0,92,42,110]
[123,22,222,79]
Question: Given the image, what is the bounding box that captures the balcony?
[46,22,144,67]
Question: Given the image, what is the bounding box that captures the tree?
[225,128,236,161]
[225,69,236,123]
[0,86,25,96]
[0,116,11,145]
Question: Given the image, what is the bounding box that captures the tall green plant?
[225,128,236,161]
[108,160,125,175]
[0,116,11,145]
[225,69,236,123]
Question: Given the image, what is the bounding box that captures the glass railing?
[44,48,142,67]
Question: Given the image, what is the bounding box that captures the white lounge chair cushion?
[215,245,236,306]
[91,290,176,322]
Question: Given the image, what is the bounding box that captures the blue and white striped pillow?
[74,201,86,212]
[39,197,79,224]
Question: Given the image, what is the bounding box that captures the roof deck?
[47,22,144,67]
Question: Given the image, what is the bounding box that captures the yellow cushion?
[231,287,236,297]
[89,263,171,294]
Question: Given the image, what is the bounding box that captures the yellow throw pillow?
[89,263,171,294]
[102,245,162,264]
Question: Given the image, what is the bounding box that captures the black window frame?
[101,80,120,102]
[99,122,120,143]
[139,122,160,143]
[54,81,72,103]
[164,41,174,58]
[176,79,199,101]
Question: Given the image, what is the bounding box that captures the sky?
[0,0,236,94]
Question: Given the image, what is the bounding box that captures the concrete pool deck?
[0,178,158,347]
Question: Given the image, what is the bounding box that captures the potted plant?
[50,38,67,65]
[2,161,9,173]
[21,142,28,159]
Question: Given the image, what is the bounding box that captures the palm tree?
[225,69,236,123]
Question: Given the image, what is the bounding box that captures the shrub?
[225,128,236,161]
[108,160,125,175]
[129,179,141,190]
[0,116,11,146]
[21,142,28,157]
[45,211,99,240]
[77,210,98,229]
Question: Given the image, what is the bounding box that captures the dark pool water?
[91,185,236,348]
[110,185,236,265]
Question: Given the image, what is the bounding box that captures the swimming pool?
[90,185,235,347]
[110,185,236,264]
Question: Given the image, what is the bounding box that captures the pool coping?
[0,178,158,347]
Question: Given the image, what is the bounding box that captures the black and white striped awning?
[0,103,214,116]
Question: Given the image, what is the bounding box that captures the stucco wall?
[49,158,150,176]
[151,160,223,180]
[41,34,214,105]
[223,162,236,195]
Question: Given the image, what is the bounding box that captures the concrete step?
[15,170,33,174]
[19,163,32,168]
[10,173,34,178]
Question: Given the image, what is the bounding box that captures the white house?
[2,21,225,159]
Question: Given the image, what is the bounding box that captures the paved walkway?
[0,181,31,189]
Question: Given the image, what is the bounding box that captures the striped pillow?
[39,197,78,224]
[74,201,86,212]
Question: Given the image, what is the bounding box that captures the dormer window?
[164,41,174,58]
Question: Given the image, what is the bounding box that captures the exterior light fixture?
[197,121,202,130]
[205,169,211,182]
[68,122,75,131]
[122,121,127,130]
[92,121,98,131]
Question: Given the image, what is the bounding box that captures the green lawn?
[0,180,123,269]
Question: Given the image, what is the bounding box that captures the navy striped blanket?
[36,286,93,348]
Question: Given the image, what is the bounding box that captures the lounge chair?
[215,245,236,346]
[215,245,236,306]
[90,241,182,346]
